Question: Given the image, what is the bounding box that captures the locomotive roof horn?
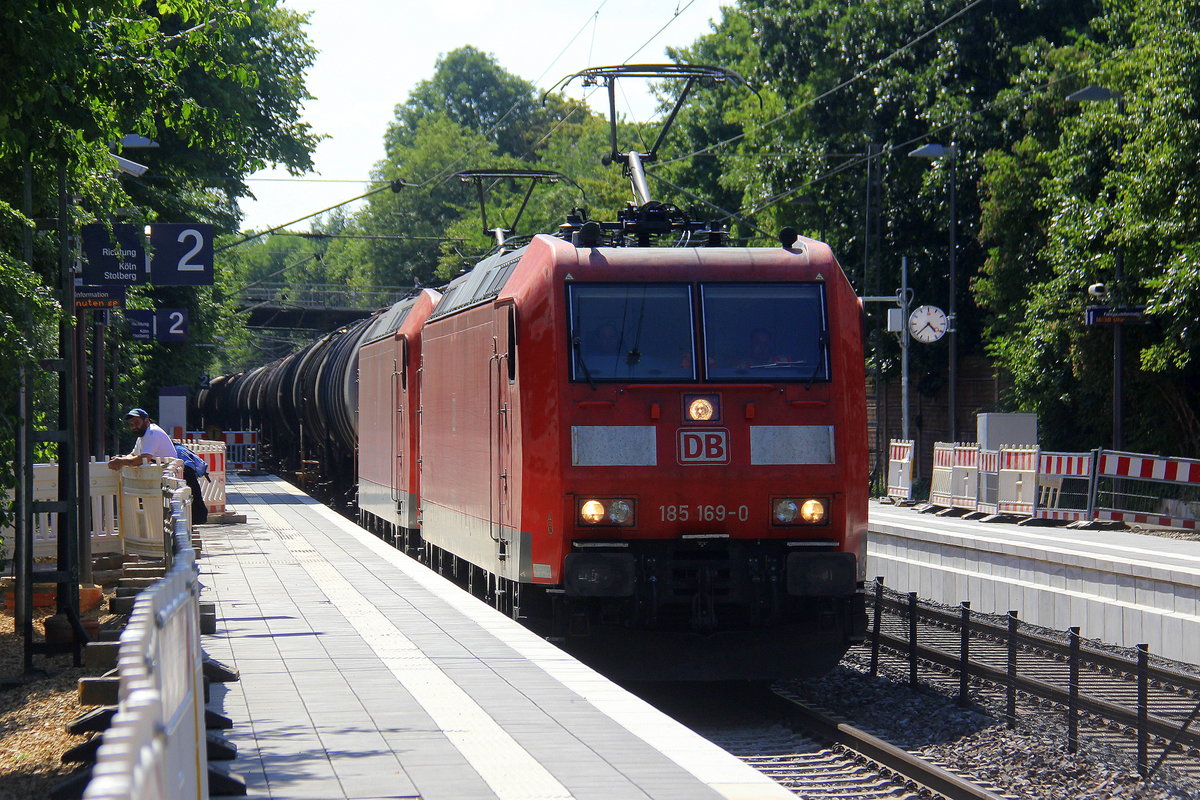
[543,64,759,207]
[449,169,584,252]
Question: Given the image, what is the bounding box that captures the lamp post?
[1068,85,1125,450]
[908,143,958,441]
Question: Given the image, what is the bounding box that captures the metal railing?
[867,579,1200,777]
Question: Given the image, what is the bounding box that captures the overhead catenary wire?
[232,2,706,242]
[734,53,1124,223]
[216,179,409,252]
[648,0,992,172]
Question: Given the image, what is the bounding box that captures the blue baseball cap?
[125,408,150,418]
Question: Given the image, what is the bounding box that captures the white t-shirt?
[133,422,177,460]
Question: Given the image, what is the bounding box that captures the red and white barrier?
[950,444,980,511]
[1033,451,1095,522]
[176,438,226,514]
[996,447,1039,516]
[886,440,914,502]
[1093,450,1200,530]
[975,449,1000,514]
[224,430,259,471]
[929,442,955,507]
[903,440,1198,531]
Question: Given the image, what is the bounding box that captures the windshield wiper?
[748,360,808,369]
[572,337,597,390]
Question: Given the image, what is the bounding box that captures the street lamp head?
[1067,84,1120,103]
[908,143,955,160]
[110,154,148,177]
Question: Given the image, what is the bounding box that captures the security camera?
[1088,283,1108,298]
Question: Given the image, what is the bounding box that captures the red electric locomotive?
[357,289,441,543]
[215,66,869,680]
[359,223,868,680]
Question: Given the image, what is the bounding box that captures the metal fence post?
[1068,626,1080,753]
[1138,643,1149,776]
[1088,448,1102,520]
[908,591,918,688]
[870,577,884,677]
[959,601,970,705]
[1007,610,1019,729]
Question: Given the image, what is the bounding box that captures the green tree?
[0,0,319,522]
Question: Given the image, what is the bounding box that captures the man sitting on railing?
[106,408,208,523]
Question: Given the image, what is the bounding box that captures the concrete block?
[122,566,165,579]
[78,674,119,707]
[109,595,136,614]
[67,705,116,736]
[117,577,158,590]
[83,642,120,671]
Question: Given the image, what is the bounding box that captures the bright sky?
[237,0,730,232]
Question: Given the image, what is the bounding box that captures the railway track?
[759,691,1012,799]
[867,588,1200,779]
[633,682,1010,799]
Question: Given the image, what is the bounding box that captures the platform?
[199,474,792,800]
[868,501,1200,665]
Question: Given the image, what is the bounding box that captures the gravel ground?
[0,593,117,800]
[777,647,1200,800]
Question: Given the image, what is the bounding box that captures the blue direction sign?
[124,308,188,341]
[156,308,189,341]
[126,309,154,341]
[81,224,147,285]
[150,224,214,286]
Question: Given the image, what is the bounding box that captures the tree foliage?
[0,0,319,524]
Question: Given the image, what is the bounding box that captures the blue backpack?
[175,443,209,478]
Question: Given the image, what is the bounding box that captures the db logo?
[678,429,729,464]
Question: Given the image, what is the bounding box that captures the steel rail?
[771,692,1009,800]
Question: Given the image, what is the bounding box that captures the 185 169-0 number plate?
[659,504,750,522]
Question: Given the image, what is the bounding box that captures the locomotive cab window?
[569,284,695,382]
[702,284,830,382]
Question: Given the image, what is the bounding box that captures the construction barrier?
[1,461,124,561]
[178,438,227,514]
[224,430,259,471]
[117,459,187,560]
[929,442,955,507]
[996,446,1039,516]
[84,490,208,800]
[1034,451,1095,522]
[1092,450,1200,531]
[886,440,914,501]
[950,443,981,511]
[975,449,1000,515]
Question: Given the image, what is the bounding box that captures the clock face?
[908,305,948,343]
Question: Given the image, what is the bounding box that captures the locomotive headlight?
[687,398,715,421]
[772,497,829,526]
[684,393,720,422]
[580,500,606,524]
[607,499,633,524]
[578,497,636,526]
[773,499,799,524]
[799,498,827,524]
